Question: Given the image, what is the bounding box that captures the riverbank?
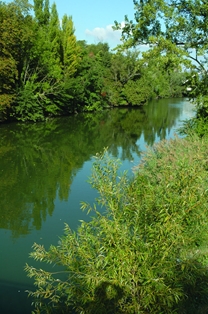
[0,99,197,313]
[26,134,208,314]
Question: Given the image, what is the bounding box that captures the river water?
[0,98,195,313]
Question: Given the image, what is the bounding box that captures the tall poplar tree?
[33,0,49,26]
[48,2,62,64]
[61,15,80,77]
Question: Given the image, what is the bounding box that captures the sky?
[54,0,135,48]
[3,0,135,48]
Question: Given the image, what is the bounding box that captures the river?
[0,98,195,313]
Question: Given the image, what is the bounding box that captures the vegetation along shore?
[1,0,208,312]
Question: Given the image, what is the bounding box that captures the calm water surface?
[0,98,195,313]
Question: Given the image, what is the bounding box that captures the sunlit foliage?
[115,0,208,119]
[26,137,208,313]
[0,0,187,122]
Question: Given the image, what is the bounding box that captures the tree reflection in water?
[0,98,185,238]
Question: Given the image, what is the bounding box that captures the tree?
[116,0,207,65]
[0,0,33,119]
[13,1,66,121]
[115,0,208,115]
[25,138,208,313]
[48,2,62,65]
[61,14,80,78]
[33,0,49,26]
[62,42,112,112]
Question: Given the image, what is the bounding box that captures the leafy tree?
[12,1,67,121]
[61,14,80,78]
[33,0,49,26]
[106,50,142,105]
[48,2,62,65]
[108,49,185,106]
[116,0,208,61]
[0,1,190,122]
[63,42,112,112]
[25,137,208,313]
[115,0,208,115]
[123,78,153,105]
[0,0,33,118]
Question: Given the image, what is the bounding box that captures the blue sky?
[4,0,135,48]
[54,0,135,48]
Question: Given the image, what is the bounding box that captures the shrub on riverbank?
[179,116,208,138]
[25,137,208,313]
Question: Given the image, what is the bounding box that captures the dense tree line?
[0,0,186,122]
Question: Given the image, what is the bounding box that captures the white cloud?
[84,23,150,52]
[85,23,125,46]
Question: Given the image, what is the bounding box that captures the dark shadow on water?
[0,280,34,314]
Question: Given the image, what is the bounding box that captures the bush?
[179,116,208,138]
[25,138,208,313]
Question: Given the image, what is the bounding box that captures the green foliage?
[121,61,186,105]
[116,0,208,58]
[107,50,185,106]
[33,0,49,26]
[65,43,112,112]
[0,1,189,122]
[12,71,65,121]
[8,1,77,121]
[197,95,208,119]
[106,51,142,106]
[179,116,208,138]
[48,2,62,65]
[61,15,80,78]
[0,0,33,114]
[13,79,44,122]
[115,0,208,118]
[122,79,151,105]
[26,137,208,313]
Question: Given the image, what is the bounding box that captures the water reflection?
[0,98,192,238]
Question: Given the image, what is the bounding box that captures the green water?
[0,98,195,313]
